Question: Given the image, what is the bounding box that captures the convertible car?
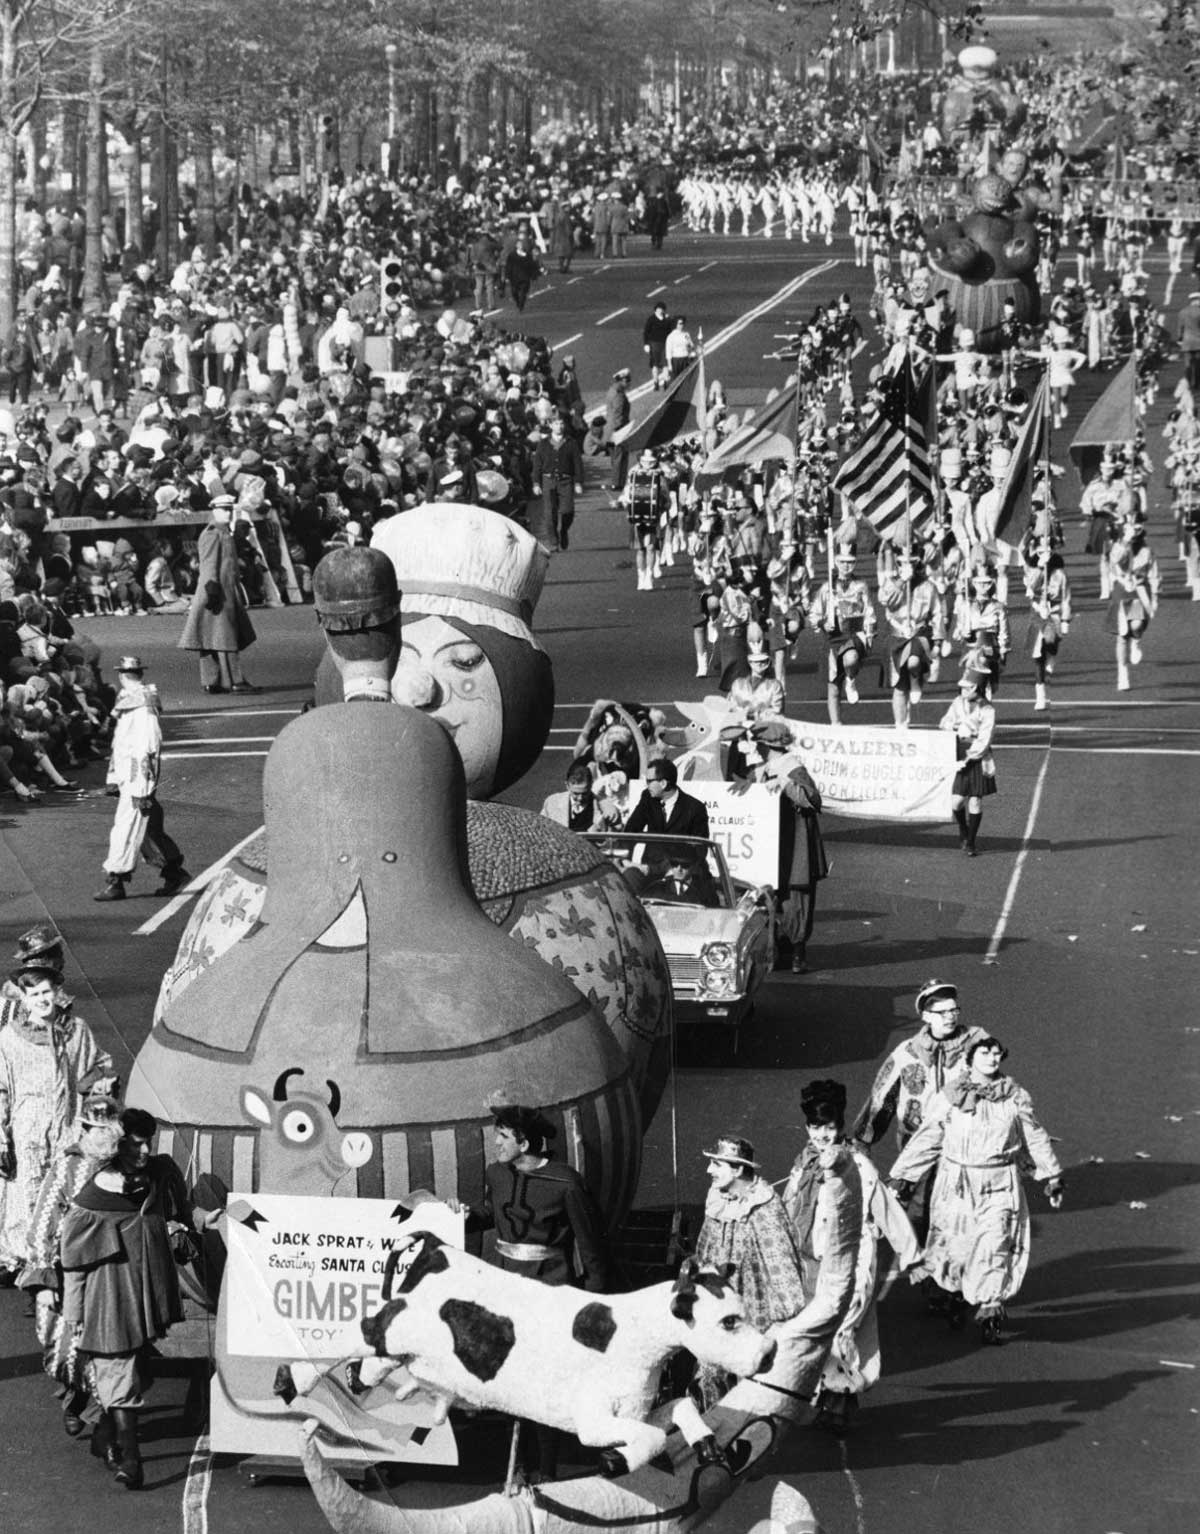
[584,833,776,1048]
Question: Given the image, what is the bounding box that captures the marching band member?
[939,667,997,858]
[1021,535,1072,711]
[1080,453,1133,599]
[623,449,665,591]
[879,545,944,730]
[1108,519,1160,692]
[809,545,876,725]
[953,561,1009,697]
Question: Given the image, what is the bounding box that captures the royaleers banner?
[782,721,956,822]
[211,1194,463,1463]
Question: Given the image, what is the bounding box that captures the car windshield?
[586,834,732,908]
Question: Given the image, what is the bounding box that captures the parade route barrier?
[47,506,304,605]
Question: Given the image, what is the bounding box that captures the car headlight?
[702,942,734,968]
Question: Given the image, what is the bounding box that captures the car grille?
[666,955,701,992]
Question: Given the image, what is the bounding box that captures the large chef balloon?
[131,507,671,1219]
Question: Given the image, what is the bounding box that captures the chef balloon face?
[392,615,504,797]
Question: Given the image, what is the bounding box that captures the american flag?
[833,351,934,541]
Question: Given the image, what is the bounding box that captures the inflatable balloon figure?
[941,45,1026,144]
[133,507,670,1222]
[924,147,1062,350]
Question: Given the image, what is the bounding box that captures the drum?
[476,468,509,504]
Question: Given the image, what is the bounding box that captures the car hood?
[646,905,743,947]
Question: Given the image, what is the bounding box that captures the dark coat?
[59,1157,188,1355]
[178,520,256,654]
[624,786,710,839]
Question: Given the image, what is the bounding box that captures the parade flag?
[1068,356,1137,483]
[614,350,708,454]
[695,375,800,481]
[832,352,934,541]
[992,374,1048,544]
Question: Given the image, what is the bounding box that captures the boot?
[965,811,982,857]
[155,864,191,896]
[90,1411,120,1468]
[1034,682,1048,712]
[110,1408,143,1489]
[93,873,128,902]
[953,806,969,850]
[979,1311,1005,1346]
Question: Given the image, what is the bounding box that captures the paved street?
[0,228,1197,1534]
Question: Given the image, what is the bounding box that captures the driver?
[641,847,719,907]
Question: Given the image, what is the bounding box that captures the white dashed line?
[840,1439,868,1534]
[552,333,583,351]
[672,274,692,284]
[596,307,628,325]
[698,261,718,273]
[984,745,1052,966]
[163,736,276,745]
[646,285,667,298]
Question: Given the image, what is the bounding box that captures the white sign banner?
[683,782,780,888]
[225,1193,462,1359]
[781,721,956,822]
[618,779,780,888]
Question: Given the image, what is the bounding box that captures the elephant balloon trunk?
[299,1424,542,1534]
[314,546,401,703]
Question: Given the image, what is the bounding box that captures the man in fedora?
[693,1132,805,1408]
[95,657,188,902]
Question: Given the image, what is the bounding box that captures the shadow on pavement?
[794,1366,1166,1469]
[1050,1160,1200,1213]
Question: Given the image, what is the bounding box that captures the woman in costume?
[693,1134,806,1409]
[888,1036,1064,1344]
[0,933,113,1284]
[783,1080,920,1433]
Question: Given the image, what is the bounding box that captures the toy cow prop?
[283,1234,774,1478]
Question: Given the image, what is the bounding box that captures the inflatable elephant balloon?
[132,510,672,1234]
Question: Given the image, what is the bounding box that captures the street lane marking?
[567,276,584,285]
[999,723,1200,732]
[991,698,1200,709]
[168,709,298,720]
[673,274,692,284]
[698,261,718,272]
[162,751,269,759]
[163,736,276,745]
[134,825,265,936]
[182,1432,212,1534]
[646,285,667,298]
[994,744,1200,756]
[617,259,839,407]
[984,746,1052,966]
[596,307,629,325]
[840,1438,868,1534]
[551,333,582,351]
